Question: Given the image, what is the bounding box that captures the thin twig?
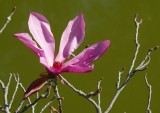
[97,78,103,111]
[16,83,51,113]
[0,79,5,89]
[4,74,13,113]
[145,74,152,113]
[128,14,142,74]
[137,46,159,70]
[50,106,59,113]
[40,97,55,113]
[104,86,125,113]
[9,74,19,109]
[104,15,156,113]
[36,92,39,99]
[59,75,102,113]
[53,77,63,113]
[18,82,31,104]
[116,67,125,89]
[14,73,34,113]
[116,15,145,90]
[15,100,25,113]
[0,7,16,34]
[0,79,5,112]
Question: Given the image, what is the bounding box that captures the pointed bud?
[24,77,48,99]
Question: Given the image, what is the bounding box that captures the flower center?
[53,61,62,70]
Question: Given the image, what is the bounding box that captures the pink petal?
[14,33,45,58]
[28,12,55,67]
[64,40,110,67]
[56,14,85,62]
[61,64,94,73]
[24,77,48,99]
[40,57,57,75]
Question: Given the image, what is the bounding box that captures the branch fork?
[104,14,157,113]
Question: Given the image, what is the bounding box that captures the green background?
[0,0,160,113]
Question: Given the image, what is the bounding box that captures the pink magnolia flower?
[14,12,110,99]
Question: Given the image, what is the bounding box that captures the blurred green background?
[0,0,160,113]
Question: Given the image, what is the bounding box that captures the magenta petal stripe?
[14,33,45,57]
[61,64,94,73]
[63,40,110,68]
[28,12,55,67]
[56,14,85,62]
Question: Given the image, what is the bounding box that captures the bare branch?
[50,106,59,113]
[104,14,156,113]
[104,86,125,113]
[145,74,152,113]
[14,73,34,113]
[0,79,5,89]
[116,67,125,89]
[15,100,25,113]
[97,78,103,111]
[59,75,102,113]
[137,46,159,70]
[9,74,20,109]
[36,92,39,99]
[3,74,13,113]
[116,15,144,90]
[40,97,55,113]
[53,77,63,113]
[119,47,157,90]
[128,14,142,74]
[17,83,51,113]
[0,7,16,34]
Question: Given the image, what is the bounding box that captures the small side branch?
[1,73,54,113]
[145,74,152,113]
[17,84,51,113]
[59,75,102,113]
[40,97,55,113]
[137,46,159,70]
[116,68,125,89]
[97,78,103,109]
[50,106,59,113]
[14,73,34,113]
[129,14,142,74]
[15,100,25,113]
[0,79,5,89]
[0,7,16,34]
[4,74,13,113]
[104,15,157,113]
[9,74,20,109]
